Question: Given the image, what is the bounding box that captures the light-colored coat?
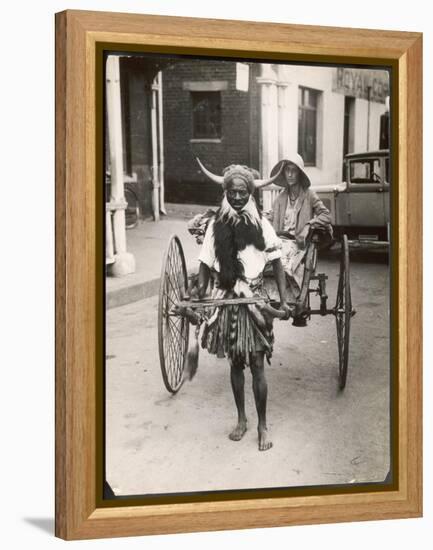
[269,187,332,245]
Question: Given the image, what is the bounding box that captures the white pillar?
[257,64,280,211]
[151,77,160,221]
[105,207,115,264]
[282,66,302,161]
[277,65,291,160]
[106,55,135,276]
[257,64,279,179]
[157,71,167,215]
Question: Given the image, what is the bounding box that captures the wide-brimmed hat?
[270,154,311,188]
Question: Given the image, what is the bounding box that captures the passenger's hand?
[298,224,311,249]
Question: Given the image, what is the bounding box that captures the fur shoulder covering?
[213,202,266,291]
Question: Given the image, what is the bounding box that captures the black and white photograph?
[104,53,392,497]
[3,0,431,545]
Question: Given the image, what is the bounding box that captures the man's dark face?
[225,178,250,211]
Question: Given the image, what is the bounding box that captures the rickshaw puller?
[196,160,290,451]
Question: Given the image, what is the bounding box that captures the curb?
[107,265,197,309]
[106,277,160,309]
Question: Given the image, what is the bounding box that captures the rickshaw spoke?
[163,291,177,309]
[166,321,182,350]
[167,318,185,342]
[165,267,181,299]
[167,326,184,362]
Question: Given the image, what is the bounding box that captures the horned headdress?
[196,157,283,193]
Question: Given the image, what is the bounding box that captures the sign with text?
[333,68,390,103]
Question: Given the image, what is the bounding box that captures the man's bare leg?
[251,353,273,451]
[229,361,248,441]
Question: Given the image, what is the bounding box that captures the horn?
[196,157,224,185]
[253,164,284,189]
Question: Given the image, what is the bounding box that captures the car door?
[347,157,387,228]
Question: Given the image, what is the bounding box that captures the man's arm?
[309,190,332,226]
[198,261,211,299]
[272,258,291,318]
[296,191,332,249]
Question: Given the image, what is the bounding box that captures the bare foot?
[258,428,273,451]
[229,420,248,441]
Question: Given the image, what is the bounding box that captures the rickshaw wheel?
[158,235,190,393]
[335,235,352,390]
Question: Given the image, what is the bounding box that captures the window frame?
[190,90,222,140]
[298,86,320,167]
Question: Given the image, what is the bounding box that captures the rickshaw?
[158,228,355,394]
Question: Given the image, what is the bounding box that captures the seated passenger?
[267,154,332,302]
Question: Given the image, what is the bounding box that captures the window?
[298,87,319,166]
[349,159,381,183]
[191,92,221,139]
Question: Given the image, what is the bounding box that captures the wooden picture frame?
[55,9,422,540]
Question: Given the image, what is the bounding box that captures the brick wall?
[119,57,157,218]
[163,59,259,205]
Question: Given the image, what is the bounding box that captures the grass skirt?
[201,282,274,367]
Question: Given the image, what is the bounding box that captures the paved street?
[106,247,390,496]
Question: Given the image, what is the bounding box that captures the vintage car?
[312,149,390,245]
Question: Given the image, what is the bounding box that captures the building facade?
[105,55,389,274]
[162,61,389,206]
[162,59,261,204]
